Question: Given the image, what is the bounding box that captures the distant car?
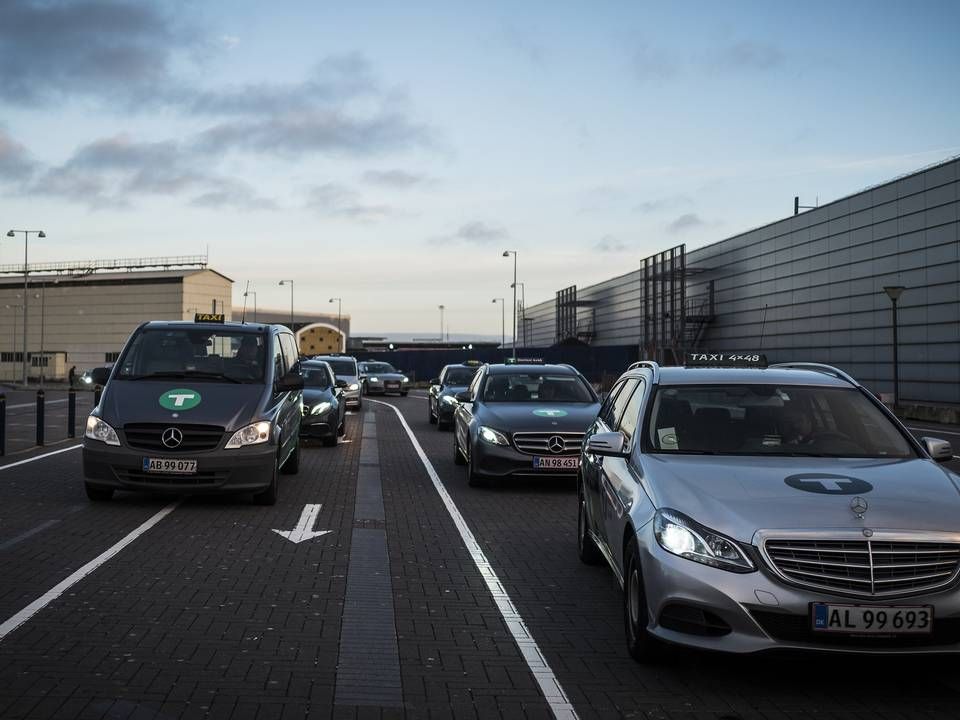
[453,363,601,486]
[428,362,480,430]
[300,360,347,447]
[80,363,114,388]
[313,354,361,409]
[359,360,410,396]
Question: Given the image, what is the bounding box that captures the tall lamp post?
[243,290,257,322]
[502,250,517,361]
[883,286,906,411]
[279,280,294,328]
[438,305,445,343]
[7,229,45,386]
[511,281,525,347]
[329,297,342,350]
[491,298,505,348]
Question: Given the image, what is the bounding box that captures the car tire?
[467,443,487,488]
[254,457,279,506]
[356,398,363,410]
[624,537,663,663]
[428,402,437,424]
[338,419,346,437]
[85,483,114,501]
[322,433,337,447]
[454,433,467,466]
[437,418,449,431]
[400,391,408,397]
[578,480,603,565]
[281,438,300,474]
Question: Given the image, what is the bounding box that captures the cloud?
[362,169,432,189]
[190,179,277,211]
[0,129,36,181]
[667,213,705,233]
[713,41,784,71]
[633,195,692,214]
[633,43,679,81]
[594,235,627,253]
[305,182,396,222]
[428,221,510,246]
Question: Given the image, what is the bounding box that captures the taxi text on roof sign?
[194,313,225,323]
[684,352,768,368]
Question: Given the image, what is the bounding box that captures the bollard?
[36,389,45,447]
[68,388,77,438]
[94,385,103,407]
[0,394,5,456]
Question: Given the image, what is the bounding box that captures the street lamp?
[279,280,294,327]
[883,286,906,411]
[243,290,257,322]
[511,281,526,347]
[7,228,45,386]
[438,305,445,343]
[502,250,517,361]
[491,298,505,348]
[329,297,342,350]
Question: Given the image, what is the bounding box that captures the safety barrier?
[0,388,89,456]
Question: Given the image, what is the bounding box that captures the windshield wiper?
[123,371,243,384]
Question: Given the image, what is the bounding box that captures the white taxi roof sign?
[685,352,767,368]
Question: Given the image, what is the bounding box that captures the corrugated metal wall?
[523,158,959,403]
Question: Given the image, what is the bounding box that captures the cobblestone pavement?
[0,399,959,719]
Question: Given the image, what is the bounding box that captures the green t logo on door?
[159,388,202,410]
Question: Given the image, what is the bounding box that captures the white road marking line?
[0,501,179,642]
[6,398,70,410]
[0,444,81,471]
[370,399,578,720]
[0,505,85,552]
[907,426,960,438]
[272,504,333,543]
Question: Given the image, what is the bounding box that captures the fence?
[0,389,96,455]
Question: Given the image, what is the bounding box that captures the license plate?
[386,382,399,388]
[533,456,580,470]
[812,603,933,634]
[142,457,198,474]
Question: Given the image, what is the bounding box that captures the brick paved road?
[0,398,959,719]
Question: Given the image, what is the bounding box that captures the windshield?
[303,365,333,388]
[647,385,915,458]
[363,362,397,374]
[324,359,357,377]
[482,373,595,403]
[443,367,477,386]
[116,329,266,383]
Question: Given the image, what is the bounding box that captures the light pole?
[883,286,906,411]
[438,305,445,343]
[502,250,517,360]
[492,298,505,348]
[511,281,525,347]
[244,291,257,322]
[279,280,294,328]
[329,297,342,350]
[7,229,45,386]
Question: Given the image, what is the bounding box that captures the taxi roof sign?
[194,313,225,323]
[685,352,767,368]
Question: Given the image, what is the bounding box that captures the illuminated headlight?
[82,376,93,385]
[479,425,509,446]
[441,395,458,406]
[349,383,359,391]
[225,421,272,448]
[311,401,332,416]
[85,416,119,446]
[654,509,755,573]
[369,377,380,383]
[402,376,409,383]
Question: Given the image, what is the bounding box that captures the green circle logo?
[533,408,568,418]
[159,388,202,410]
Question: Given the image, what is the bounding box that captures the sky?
[0,0,957,337]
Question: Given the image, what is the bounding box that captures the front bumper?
[637,522,960,654]
[471,438,579,479]
[82,440,276,494]
[301,413,336,438]
[436,400,458,424]
[343,387,361,406]
[366,380,409,395]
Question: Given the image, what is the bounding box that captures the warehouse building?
[523,156,959,405]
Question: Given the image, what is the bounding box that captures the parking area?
[1,397,960,719]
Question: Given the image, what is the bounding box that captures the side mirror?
[430,378,441,386]
[454,391,472,403]
[276,370,304,392]
[586,431,630,458]
[90,367,111,386]
[922,437,954,464]
[335,379,349,389]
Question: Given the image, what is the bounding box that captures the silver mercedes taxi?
[578,355,958,660]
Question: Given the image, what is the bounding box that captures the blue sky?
[0,0,957,335]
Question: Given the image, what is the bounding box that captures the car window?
[618,379,646,442]
[443,367,477,386]
[480,372,595,403]
[601,378,639,429]
[325,358,357,376]
[279,333,300,374]
[363,362,397,374]
[468,369,484,400]
[115,328,266,383]
[599,380,627,426]
[303,364,332,388]
[272,337,285,383]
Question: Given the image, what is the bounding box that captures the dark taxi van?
[82,315,304,505]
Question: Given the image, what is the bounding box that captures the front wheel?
[254,457,279,506]
[577,481,603,565]
[400,391,408,397]
[624,538,663,663]
[467,443,487,488]
[281,438,300,474]
[453,432,467,466]
[428,401,437,425]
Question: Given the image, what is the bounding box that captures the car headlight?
[85,416,120,446]
[479,425,509,446]
[82,376,93,385]
[654,508,755,573]
[369,377,380,383]
[225,421,272,448]
[311,401,332,416]
[349,383,359,391]
[441,395,458,406]
[402,376,409,383]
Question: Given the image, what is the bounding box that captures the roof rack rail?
[768,362,859,386]
[626,360,660,383]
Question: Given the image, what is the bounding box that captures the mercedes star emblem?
[850,496,868,519]
[162,427,184,449]
[547,436,565,454]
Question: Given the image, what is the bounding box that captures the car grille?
[123,424,225,452]
[512,432,584,456]
[763,539,960,598]
[113,468,225,486]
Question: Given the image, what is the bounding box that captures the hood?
[368,372,405,380]
[100,380,268,431]
[439,385,468,398]
[333,373,359,383]
[302,387,335,405]
[480,402,600,433]
[642,455,960,542]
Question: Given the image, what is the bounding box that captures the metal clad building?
[523,157,959,404]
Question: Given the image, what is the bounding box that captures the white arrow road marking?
[272,504,332,544]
